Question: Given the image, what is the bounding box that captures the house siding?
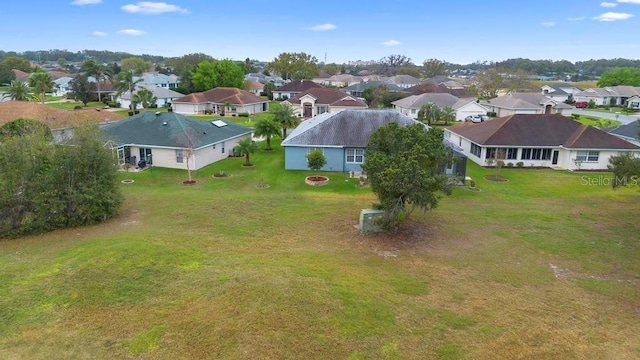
[284,146,347,171]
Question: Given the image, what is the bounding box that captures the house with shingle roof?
[118,85,185,109]
[171,87,268,115]
[385,75,423,89]
[392,93,487,121]
[245,80,264,96]
[283,87,367,118]
[445,113,640,170]
[541,83,583,103]
[573,85,640,107]
[480,92,573,117]
[605,120,640,146]
[101,111,253,170]
[136,73,179,89]
[281,109,466,177]
[272,79,323,100]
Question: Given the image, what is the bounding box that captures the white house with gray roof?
[392,93,487,121]
[118,85,184,110]
[101,111,253,170]
[136,73,179,89]
[480,92,573,117]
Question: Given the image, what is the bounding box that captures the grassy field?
[1,141,639,359]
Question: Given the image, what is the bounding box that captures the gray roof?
[120,85,184,100]
[392,93,461,109]
[136,73,178,86]
[606,120,640,140]
[387,75,422,85]
[282,109,423,147]
[102,111,252,149]
[481,92,573,110]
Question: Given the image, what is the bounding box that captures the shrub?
[238,112,249,117]
[587,100,596,109]
[149,104,158,109]
[73,105,82,110]
[107,101,120,108]
[571,114,580,120]
[516,161,524,168]
[204,109,213,115]
[487,111,497,117]
[506,162,514,168]
[496,160,505,167]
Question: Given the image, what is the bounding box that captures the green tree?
[0,118,52,141]
[262,82,276,100]
[191,59,245,91]
[397,66,422,78]
[0,124,122,237]
[377,54,413,76]
[0,62,16,84]
[253,117,280,151]
[608,153,640,188]
[169,53,214,93]
[3,81,32,101]
[440,106,456,125]
[422,59,449,78]
[234,137,258,166]
[114,71,143,111]
[322,63,340,76]
[597,67,640,87]
[272,103,300,138]
[363,85,407,108]
[120,57,151,75]
[28,69,55,104]
[268,52,319,80]
[70,74,97,106]
[306,149,327,177]
[132,88,157,109]
[471,68,504,99]
[362,123,453,232]
[417,102,440,125]
[1,56,32,72]
[80,59,113,102]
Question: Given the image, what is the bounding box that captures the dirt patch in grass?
[0,101,124,128]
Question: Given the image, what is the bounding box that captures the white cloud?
[601,2,617,7]
[308,23,337,31]
[121,2,189,14]
[91,31,108,37]
[117,29,147,36]
[380,40,402,46]
[593,12,634,21]
[71,0,102,5]
[541,21,555,27]
[617,0,640,4]
[568,16,586,21]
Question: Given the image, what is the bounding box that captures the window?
[521,148,552,160]
[470,143,481,158]
[317,106,328,114]
[411,108,416,114]
[176,149,184,163]
[221,141,225,154]
[346,148,364,163]
[506,148,518,160]
[576,151,599,162]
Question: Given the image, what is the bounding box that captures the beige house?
[282,88,367,118]
[172,87,268,115]
[392,93,487,121]
[480,92,573,117]
[101,111,253,170]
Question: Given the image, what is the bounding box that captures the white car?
[465,114,489,123]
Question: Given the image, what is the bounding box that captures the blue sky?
[2,0,640,65]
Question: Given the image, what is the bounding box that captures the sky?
[1,0,640,65]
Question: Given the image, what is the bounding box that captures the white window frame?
[576,150,599,162]
[346,148,364,164]
[176,149,184,163]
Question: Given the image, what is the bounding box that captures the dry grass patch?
[0,101,124,128]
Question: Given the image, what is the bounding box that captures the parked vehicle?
[465,114,486,123]
[575,101,588,108]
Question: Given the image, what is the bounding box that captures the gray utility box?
[359,209,384,233]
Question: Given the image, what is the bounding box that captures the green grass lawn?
[1,141,639,359]
[572,114,622,128]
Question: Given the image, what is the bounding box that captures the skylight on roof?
[211,120,227,127]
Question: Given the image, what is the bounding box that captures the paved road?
[571,109,639,124]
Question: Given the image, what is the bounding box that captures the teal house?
[281,109,466,178]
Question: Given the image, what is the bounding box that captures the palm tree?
[417,102,440,125]
[80,60,113,103]
[440,106,456,125]
[3,81,31,101]
[234,137,258,166]
[28,69,55,104]
[272,103,300,138]
[253,118,280,151]
[114,71,143,112]
[132,88,157,109]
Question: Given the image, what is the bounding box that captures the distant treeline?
[1,49,640,77]
[0,49,168,65]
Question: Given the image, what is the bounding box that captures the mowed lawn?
[1,140,639,359]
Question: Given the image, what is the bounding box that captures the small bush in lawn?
[571,114,580,120]
[506,162,514,168]
[149,104,158,109]
[516,162,524,168]
[73,105,82,110]
[238,112,249,117]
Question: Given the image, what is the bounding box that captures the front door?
[552,150,559,165]
[303,104,313,118]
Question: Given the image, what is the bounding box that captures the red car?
[575,101,588,108]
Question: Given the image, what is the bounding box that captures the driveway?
[571,109,639,124]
